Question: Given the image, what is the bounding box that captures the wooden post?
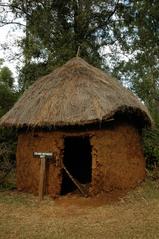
[63,165,87,197]
[39,156,46,201]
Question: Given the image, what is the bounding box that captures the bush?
[0,128,17,184]
[143,128,159,169]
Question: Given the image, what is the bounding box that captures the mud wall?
[16,132,63,198]
[90,123,145,194]
[16,122,145,197]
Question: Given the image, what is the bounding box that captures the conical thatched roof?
[0,57,152,128]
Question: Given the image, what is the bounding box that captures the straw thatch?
[0,57,152,128]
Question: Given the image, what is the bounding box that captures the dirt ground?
[1,179,159,239]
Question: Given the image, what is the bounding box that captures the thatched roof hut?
[0,57,151,128]
[0,57,152,199]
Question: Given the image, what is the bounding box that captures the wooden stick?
[39,156,46,201]
[63,165,87,197]
[76,46,80,57]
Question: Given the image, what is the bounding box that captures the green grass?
[1,178,159,239]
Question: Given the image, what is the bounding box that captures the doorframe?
[60,134,93,195]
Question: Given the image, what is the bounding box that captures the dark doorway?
[61,136,92,195]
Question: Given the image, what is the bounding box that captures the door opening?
[61,136,92,195]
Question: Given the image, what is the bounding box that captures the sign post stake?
[39,156,46,201]
[33,152,53,201]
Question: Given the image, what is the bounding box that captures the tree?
[0,66,14,89]
[0,61,17,116]
[5,0,124,89]
[0,62,18,186]
[112,0,159,124]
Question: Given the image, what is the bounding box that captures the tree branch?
[105,0,119,25]
[0,3,10,7]
[0,21,26,27]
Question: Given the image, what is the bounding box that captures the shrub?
[143,128,159,169]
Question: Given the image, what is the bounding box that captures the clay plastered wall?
[16,132,63,197]
[90,123,145,194]
[17,122,145,197]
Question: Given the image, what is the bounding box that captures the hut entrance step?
[61,136,92,196]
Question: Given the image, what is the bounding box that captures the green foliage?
[0,85,17,117]
[111,0,159,166]
[112,0,159,126]
[18,62,49,90]
[9,0,124,89]
[0,63,18,184]
[0,129,17,187]
[0,128,17,175]
[143,128,159,169]
[0,66,14,88]
[1,1,159,109]
[0,62,19,116]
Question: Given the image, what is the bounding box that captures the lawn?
[1,179,159,239]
